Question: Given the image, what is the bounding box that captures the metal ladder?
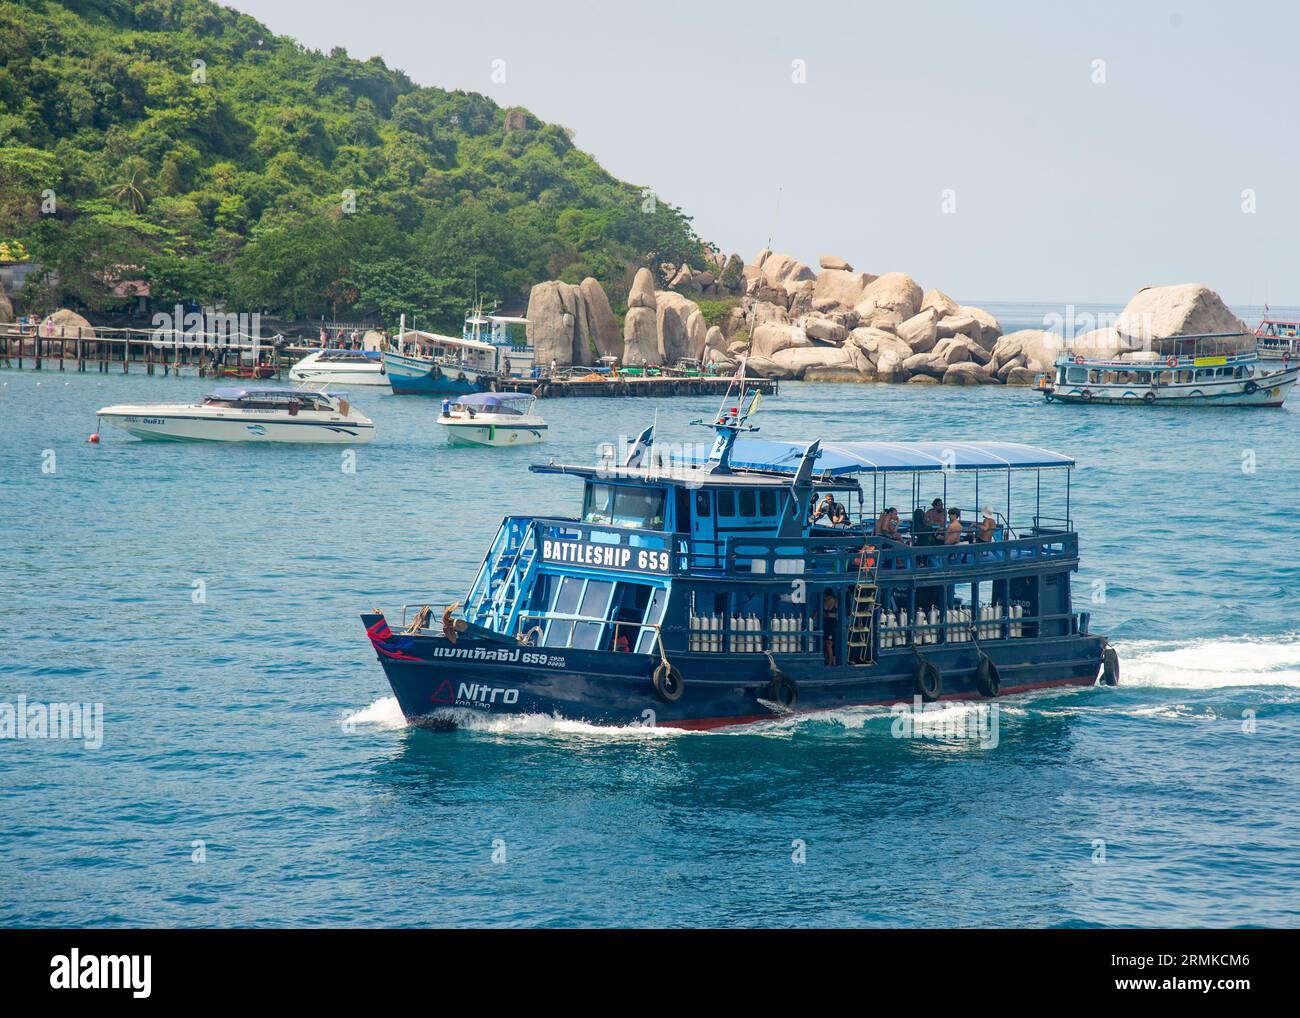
[847,540,880,665]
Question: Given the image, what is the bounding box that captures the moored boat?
[436,393,547,447]
[289,348,388,386]
[383,308,532,395]
[97,387,375,443]
[1254,319,1300,362]
[361,386,1115,731]
[1042,333,1298,407]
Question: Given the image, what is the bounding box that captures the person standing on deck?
[822,589,839,666]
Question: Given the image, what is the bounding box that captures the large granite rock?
[770,345,854,379]
[628,267,657,309]
[943,362,996,385]
[854,272,923,322]
[751,321,810,359]
[933,334,991,366]
[897,308,940,353]
[811,268,875,309]
[902,351,949,378]
[623,306,659,366]
[874,349,910,383]
[802,316,850,346]
[848,326,912,366]
[819,255,853,271]
[920,288,960,318]
[756,249,816,294]
[1071,326,1131,359]
[960,306,1003,350]
[1114,283,1252,352]
[656,291,702,363]
[746,354,799,380]
[685,308,708,360]
[579,277,622,360]
[39,309,96,338]
[992,329,1063,373]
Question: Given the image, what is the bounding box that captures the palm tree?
[112,162,149,214]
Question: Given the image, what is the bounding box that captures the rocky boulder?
[854,272,923,322]
[623,307,659,366]
[933,334,991,366]
[920,288,961,318]
[756,249,816,294]
[579,277,622,360]
[874,350,910,383]
[1113,283,1252,352]
[770,346,853,379]
[897,308,940,353]
[819,255,853,271]
[902,351,949,378]
[811,268,875,309]
[39,309,95,339]
[1004,366,1040,386]
[943,362,996,385]
[960,306,1003,350]
[936,314,980,340]
[628,267,657,309]
[802,316,850,346]
[992,329,1063,374]
[850,326,913,367]
[655,291,704,363]
[751,321,810,359]
[746,354,799,380]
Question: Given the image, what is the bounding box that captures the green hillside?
[0,0,708,326]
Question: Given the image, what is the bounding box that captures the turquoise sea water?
[2,334,1299,927]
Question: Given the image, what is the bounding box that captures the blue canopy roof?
[674,439,1073,475]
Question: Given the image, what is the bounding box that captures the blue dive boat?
[382,308,533,395]
[361,386,1116,729]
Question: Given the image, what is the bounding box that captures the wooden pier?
[0,322,286,378]
[493,373,779,399]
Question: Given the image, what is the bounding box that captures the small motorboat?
[289,348,388,386]
[96,387,375,443]
[436,392,546,447]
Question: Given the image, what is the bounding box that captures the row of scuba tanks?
[879,602,1027,648]
[688,613,814,653]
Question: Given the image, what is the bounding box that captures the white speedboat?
[436,393,547,447]
[289,349,388,386]
[96,387,376,443]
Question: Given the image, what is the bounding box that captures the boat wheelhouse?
[361,391,1115,730]
[1254,319,1300,362]
[1042,332,1298,407]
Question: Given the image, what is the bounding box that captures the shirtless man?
[944,507,964,545]
[977,506,997,543]
[875,507,901,541]
[925,498,946,530]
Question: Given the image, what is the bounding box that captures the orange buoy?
[88,433,100,444]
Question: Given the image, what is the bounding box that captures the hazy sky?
[234,0,1299,305]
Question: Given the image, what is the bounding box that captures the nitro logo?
[458,683,520,706]
[50,950,151,998]
[542,539,669,574]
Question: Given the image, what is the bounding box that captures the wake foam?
[1117,633,1300,688]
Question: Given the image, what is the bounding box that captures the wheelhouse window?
[1066,367,1087,383]
[583,484,665,530]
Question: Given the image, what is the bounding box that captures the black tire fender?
[1245,380,1259,395]
[913,658,942,701]
[1143,390,1156,404]
[974,656,1001,698]
[1080,389,1093,402]
[1100,645,1120,686]
[767,675,798,710]
[652,661,684,703]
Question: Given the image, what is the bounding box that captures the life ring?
[1143,390,1156,404]
[1244,380,1259,395]
[1166,356,1178,368]
[767,674,799,710]
[652,661,684,703]
[912,658,942,702]
[974,656,1000,698]
[1080,388,1093,402]
[1100,645,1120,686]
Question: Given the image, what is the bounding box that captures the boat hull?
[1046,365,1298,407]
[382,351,484,396]
[362,613,1104,730]
[439,421,547,447]
[99,410,375,443]
[289,368,389,387]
